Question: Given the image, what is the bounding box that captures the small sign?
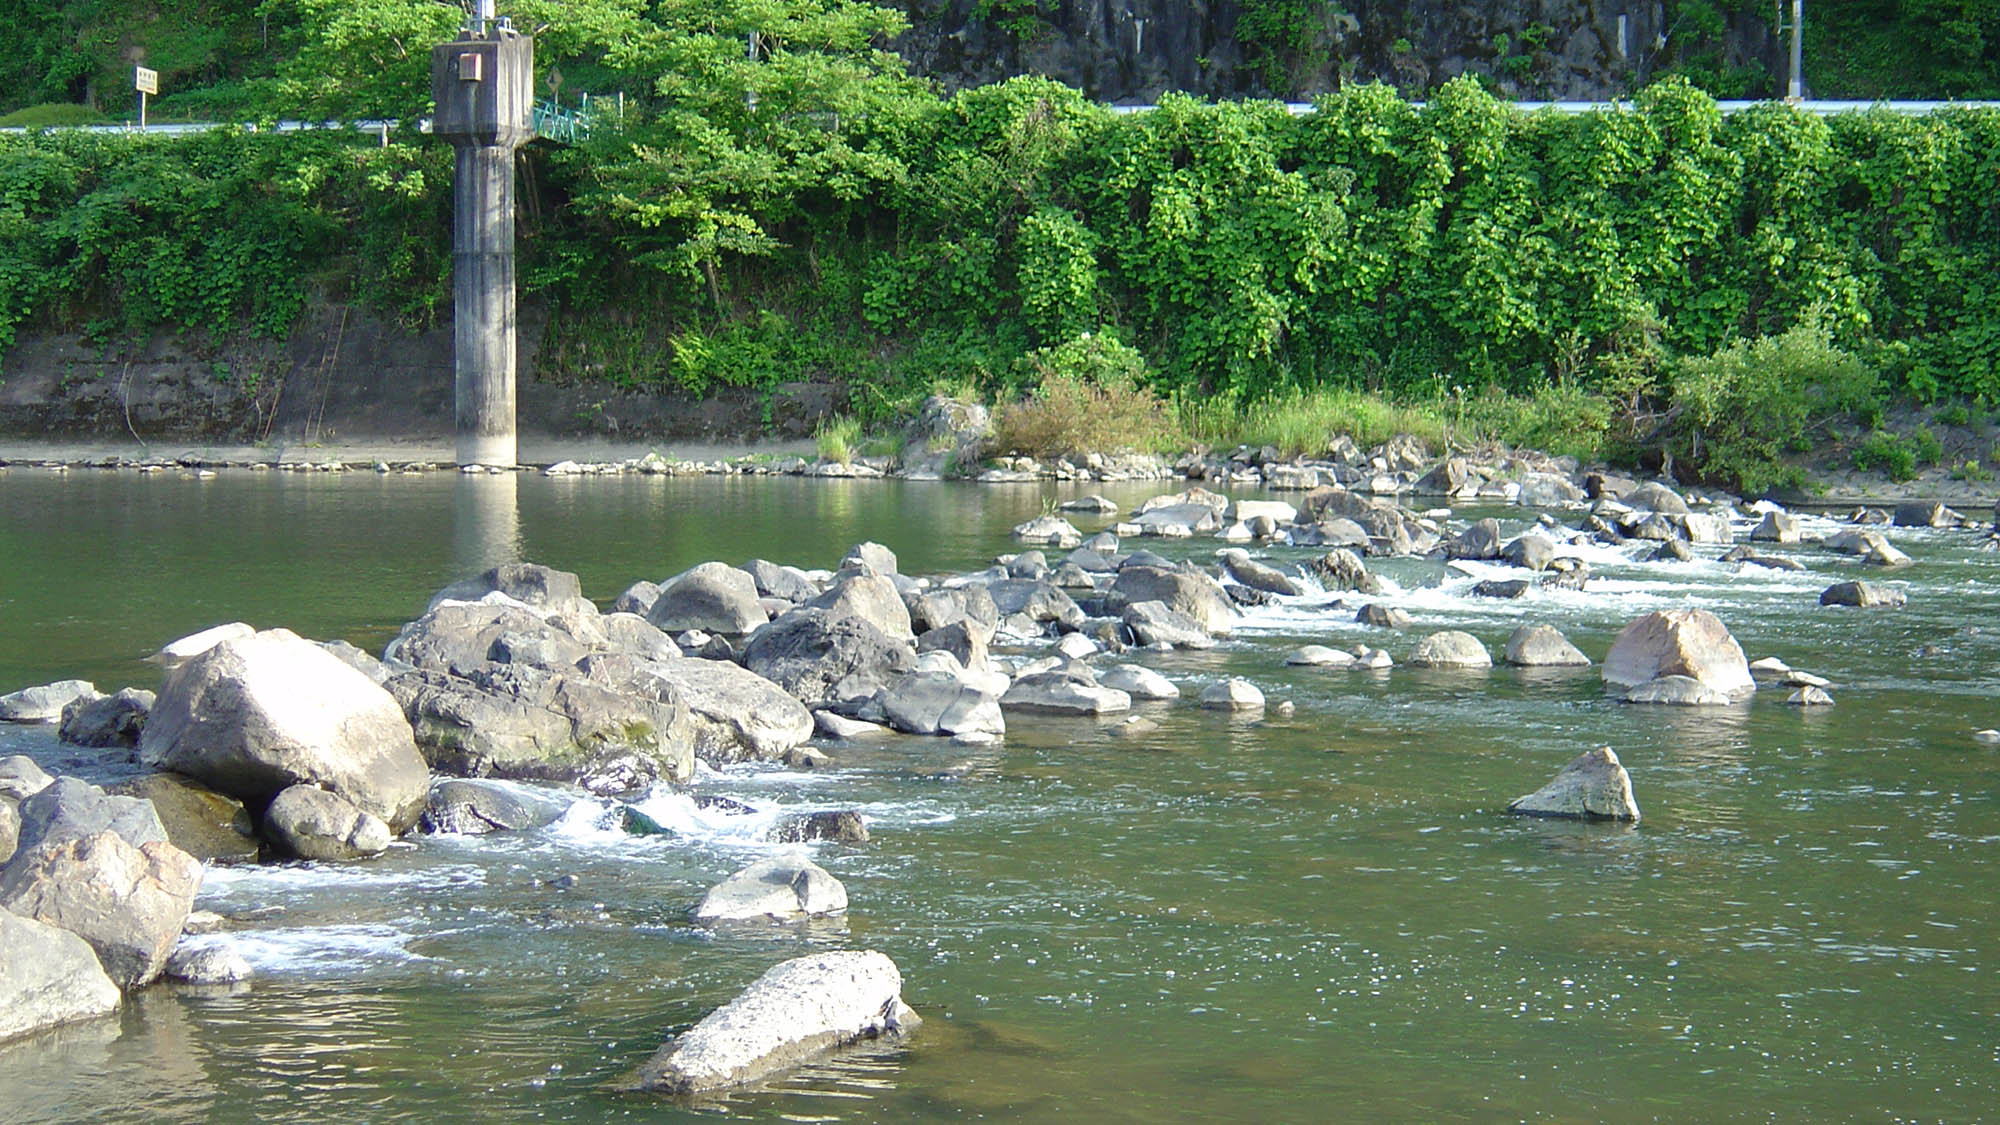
[135,66,158,95]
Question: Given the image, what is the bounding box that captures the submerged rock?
[1285,645,1354,667]
[1622,675,1738,706]
[636,950,918,1094]
[164,939,255,984]
[419,779,563,836]
[1819,581,1908,609]
[1506,747,1640,821]
[0,907,121,1041]
[1001,674,1131,715]
[694,854,848,922]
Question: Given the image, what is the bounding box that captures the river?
[1,467,1996,1120]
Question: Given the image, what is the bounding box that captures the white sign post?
[135,66,158,128]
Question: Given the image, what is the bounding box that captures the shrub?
[1853,431,1918,481]
[993,333,1178,458]
[1665,322,1880,494]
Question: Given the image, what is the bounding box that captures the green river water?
[0,468,1996,1122]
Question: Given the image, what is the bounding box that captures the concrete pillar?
[432,27,534,467]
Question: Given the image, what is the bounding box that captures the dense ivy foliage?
[3,79,1998,429]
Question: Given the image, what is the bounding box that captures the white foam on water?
[198,859,488,903]
[177,924,431,975]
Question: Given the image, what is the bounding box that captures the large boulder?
[1105,566,1238,634]
[1499,533,1558,572]
[419,778,566,835]
[1446,518,1505,560]
[742,609,915,708]
[1503,625,1591,667]
[1121,601,1215,649]
[806,574,915,640]
[1506,747,1640,821]
[262,785,392,861]
[104,774,259,865]
[649,562,770,636]
[641,660,814,765]
[1309,549,1382,595]
[693,854,848,922]
[0,907,122,1042]
[11,777,167,855]
[0,680,98,723]
[1601,609,1755,702]
[907,587,1000,637]
[141,629,431,832]
[876,671,1005,737]
[1624,482,1689,515]
[1408,631,1492,668]
[840,541,900,575]
[637,950,918,1094]
[1750,510,1801,544]
[386,601,592,675]
[0,831,201,990]
[983,579,1086,633]
[389,657,695,789]
[58,688,155,749]
[744,559,821,603]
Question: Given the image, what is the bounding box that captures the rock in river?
[0,679,98,723]
[694,854,848,922]
[1601,609,1755,703]
[0,830,202,990]
[637,950,918,1094]
[1506,747,1640,822]
[0,907,122,1041]
[1503,625,1591,667]
[1408,631,1492,668]
[1819,581,1908,609]
[262,784,393,861]
[142,628,431,833]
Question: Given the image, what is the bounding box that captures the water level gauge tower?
[431,4,534,468]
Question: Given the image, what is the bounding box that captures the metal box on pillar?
[430,24,534,468]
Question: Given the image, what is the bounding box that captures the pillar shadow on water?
[453,470,522,575]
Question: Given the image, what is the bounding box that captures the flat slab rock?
[637,950,919,1095]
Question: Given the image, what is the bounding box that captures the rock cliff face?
[895,0,1778,103]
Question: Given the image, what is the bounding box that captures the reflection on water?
[453,471,522,575]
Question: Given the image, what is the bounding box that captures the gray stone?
[429,563,594,618]
[1121,600,1215,649]
[876,671,1005,737]
[744,559,821,603]
[1408,631,1492,668]
[1750,510,1801,543]
[1010,515,1084,548]
[601,613,681,662]
[1446,518,1505,560]
[163,940,254,984]
[1649,539,1695,562]
[11,777,168,857]
[1679,512,1734,544]
[1602,609,1755,702]
[742,608,916,708]
[385,601,584,676]
[1216,549,1304,596]
[1624,482,1689,515]
[0,907,121,1041]
[814,710,885,739]
[1356,604,1410,629]
[694,854,848,922]
[918,622,990,672]
[1002,674,1131,715]
[1471,578,1531,599]
[1285,645,1354,667]
[1059,494,1119,514]
[1785,686,1835,706]
[1506,747,1640,821]
[1309,548,1381,594]
[0,831,202,990]
[649,562,769,636]
[1198,678,1265,711]
[0,756,53,801]
[389,657,694,790]
[641,660,814,765]
[104,774,259,865]
[0,800,14,867]
[906,587,1000,637]
[1132,503,1222,536]
[1098,665,1179,700]
[58,688,155,749]
[1503,625,1591,667]
[1007,550,1050,580]
[1893,500,1952,528]
[147,623,255,669]
[142,629,431,833]
[840,541,900,576]
[1500,533,1558,571]
[1105,566,1238,634]
[770,811,869,844]
[262,785,392,861]
[636,950,918,1094]
[1819,581,1908,609]
[807,573,916,640]
[419,778,564,835]
[0,680,98,723]
[1517,472,1585,507]
[610,580,662,617]
[983,579,1086,632]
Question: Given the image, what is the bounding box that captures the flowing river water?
[1,467,1996,1121]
